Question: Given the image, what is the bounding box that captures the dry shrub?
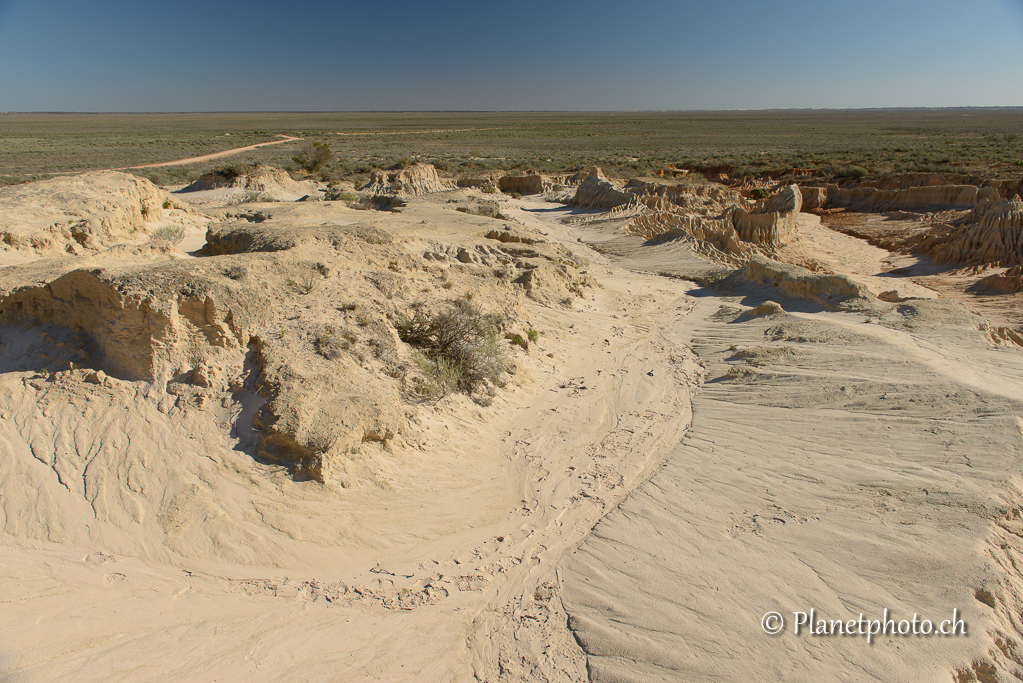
[397,299,506,399]
[315,325,357,360]
[293,141,333,173]
[149,226,185,244]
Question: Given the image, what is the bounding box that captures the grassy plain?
[1,109,1021,187]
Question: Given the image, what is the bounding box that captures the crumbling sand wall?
[361,163,452,196]
[0,171,200,255]
[913,196,1023,266]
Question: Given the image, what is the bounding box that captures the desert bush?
[839,165,869,179]
[315,325,357,360]
[149,226,185,244]
[288,272,319,295]
[292,141,333,173]
[751,188,770,200]
[397,299,506,399]
[527,329,538,343]
[225,265,248,280]
[565,250,589,269]
[480,181,497,194]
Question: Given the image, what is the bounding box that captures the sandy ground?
[2,188,1023,682]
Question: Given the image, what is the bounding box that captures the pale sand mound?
[0,199,595,489]
[178,165,319,203]
[360,163,452,196]
[569,168,804,265]
[912,196,1023,266]
[973,265,1023,293]
[726,253,873,309]
[0,171,204,257]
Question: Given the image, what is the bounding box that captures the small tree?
[292,141,333,173]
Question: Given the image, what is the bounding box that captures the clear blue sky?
[1,0,1022,111]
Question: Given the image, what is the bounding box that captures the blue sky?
[1,0,1022,111]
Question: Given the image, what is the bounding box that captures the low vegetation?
[148,226,185,244]
[396,299,507,400]
[292,141,333,173]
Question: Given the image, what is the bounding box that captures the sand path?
[127,135,301,169]
[553,224,1023,682]
[0,197,699,682]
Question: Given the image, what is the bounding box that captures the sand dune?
[2,172,1022,682]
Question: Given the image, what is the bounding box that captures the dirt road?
[128,135,301,169]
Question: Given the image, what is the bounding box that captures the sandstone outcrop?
[624,178,744,215]
[732,254,872,308]
[913,196,1023,266]
[983,178,1023,200]
[971,265,1023,293]
[625,212,754,265]
[620,185,802,263]
[181,165,310,197]
[0,261,253,383]
[797,186,827,211]
[731,184,801,246]
[498,174,548,195]
[571,169,639,210]
[821,184,999,213]
[360,163,451,196]
[0,171,201,256]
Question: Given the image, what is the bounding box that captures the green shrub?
[397,300,506,399]
[840,165,869,179]
[527,329,538,343]
[751,188,770,200]
[511,334,527,348]
[292,141,333,173]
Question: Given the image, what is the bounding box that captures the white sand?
[2,189,1022,682]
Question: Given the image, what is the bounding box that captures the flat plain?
[3,109,1023,186]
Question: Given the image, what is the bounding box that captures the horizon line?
[4,106,1023,116]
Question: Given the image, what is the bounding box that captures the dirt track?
[127,135,301,169]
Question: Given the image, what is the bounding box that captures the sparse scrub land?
[6,110,1021,189]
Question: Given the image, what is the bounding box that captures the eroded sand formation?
[2,165,1023,682]
[0,171,203,257]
